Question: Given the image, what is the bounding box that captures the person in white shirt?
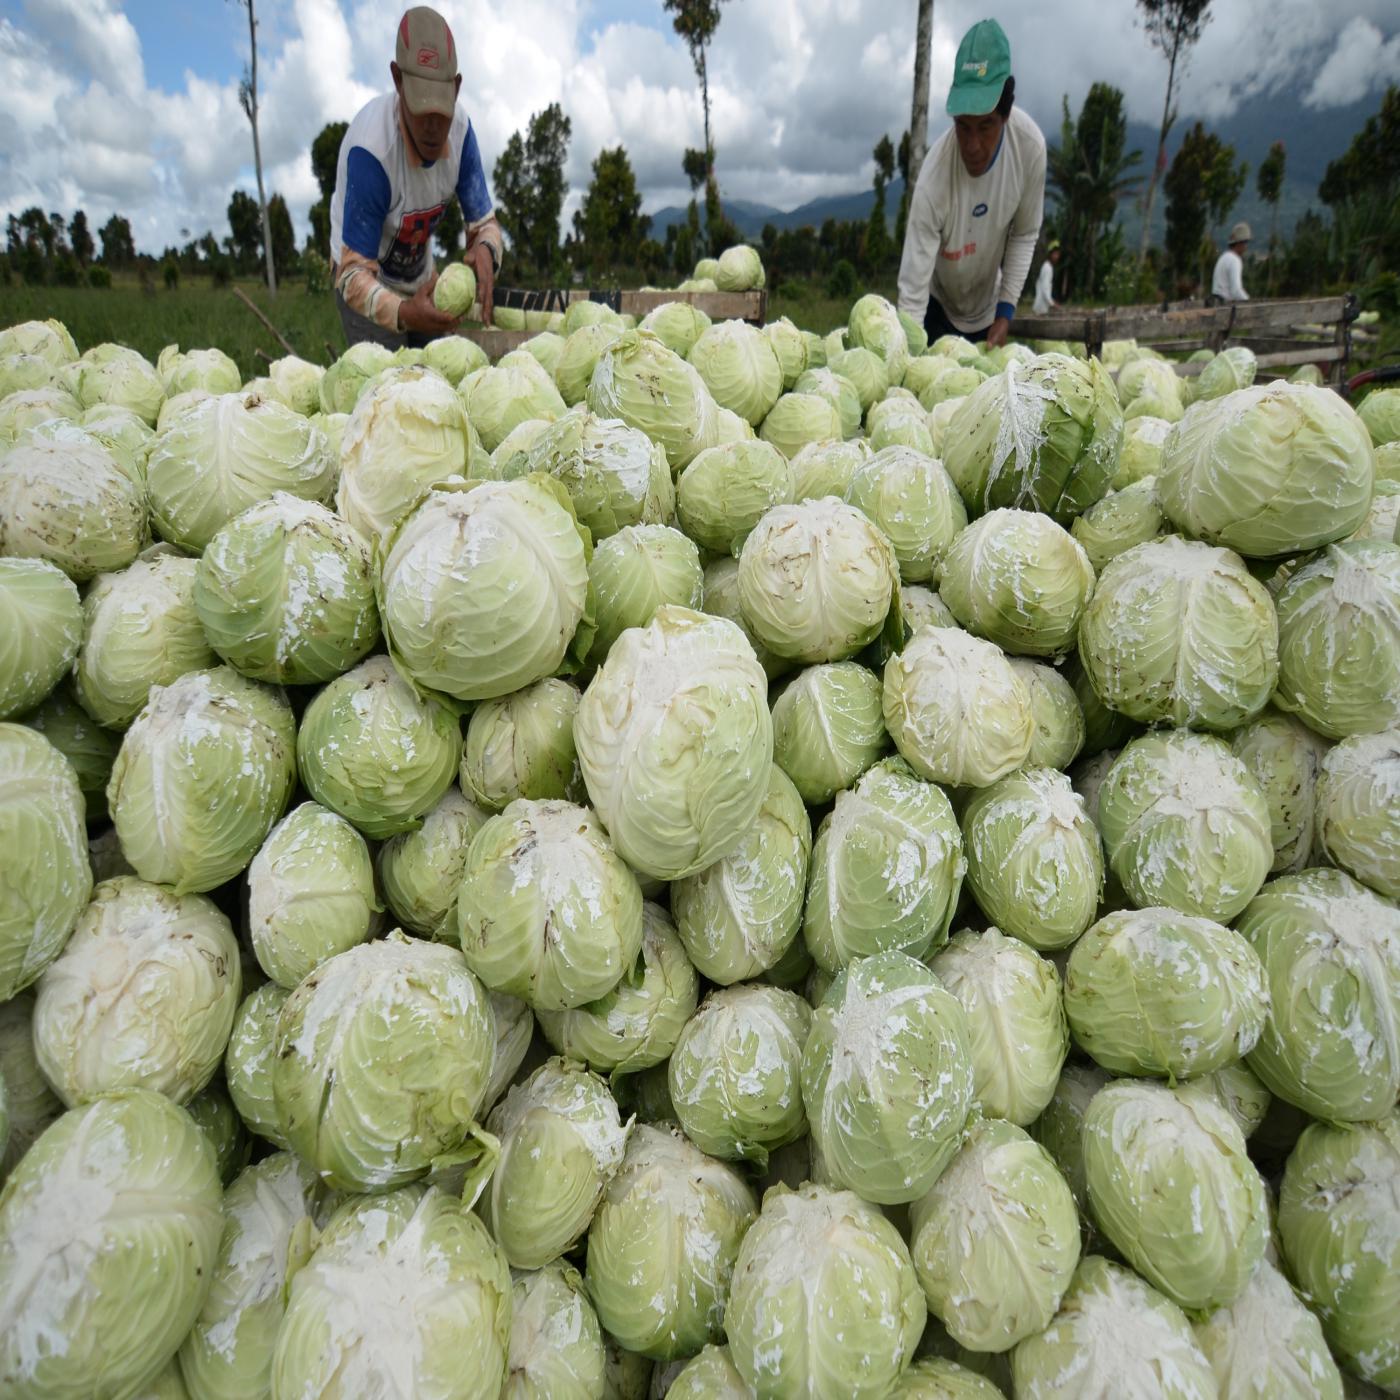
[1211,222,1251,303]
[1033,241,1060,315]
[897,18,1046,350]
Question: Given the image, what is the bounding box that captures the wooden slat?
[1172,344,1343,376]
[1014,296,1350,347]
[457,328,536,357]
[618,289,767,322]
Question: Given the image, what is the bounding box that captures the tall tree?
[227,190,263,271]
[1256,139,1285,291]
[266,193,297,276]
[866,135,896,271]
[665,0,733,255]
[493,103,572,278]
[1135,0,1213,262]
[1164,122,1237,290]
[1047,83,1141,298]
[232,0,276,293]
[907,0,934,198]
[571,146,650,274]
[308,119,349,257]
[69,210,94,266]
[99,213,135,267]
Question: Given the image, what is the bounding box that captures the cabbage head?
[1159,383,1375,556]
[939,508,1095,658]
[433,261,477,316]
[848,294,912,385]
[803,756,964,971]
[1070,476,1167,571]
[1278,1112,1400,1392]
[33,876,239,1106]
[0,1089,223,1399]
[715,245,766,291]
[378,478,591,702]
[536,901,697,1072]
[194,495,379,685]
[158,346,241,398]
[961,767,1102,949]
[504,1263,607,1400]
[335,364,473,543]
[929,926,1068,1125]
[273,931,495,1193]
[0,727,91,1001]
[108,667,295,893]
[688,321,784,426]
[296,654,459,838]
[794,368,862,439]
[457,798,644,1011]
[701,555,791,681]
[247,802,379,987]
[575,606,772,880]
[883,626,1034,787]
[640,301,712,357]
[739,498,900,663]
[759,391,844,458]
[724,1183,925,1399]
[1273,540,1400,739]
[942,354,1123,524]
[459,677,582,813]
[828,347,890,412]
[0,557,81,720]
[0,437,147,580]
[1009,658,1084,770]
[911,1118,1079,1352]
[1359,385,1400,445]
[1238,867,1400,1123]
[846,446,967,584]
[482,1057,629,1268]
[146,392,333,551]
[76,548,214,729]
[1078,535,1278,731]
[677,440,792,555]
[669,984,812,1165]
[770,660,889,804]
[671,765,810,984]
[1010,1255,1216,1400]
[1194,345,1257,401]
[65,343,165,424]
[1229,708,1330,872]
[765,316,809,389]
[224,982,289,1149]
[272,1184,511,1400]
[803,951,974,1203]
[585,1122,756,1360]
[1316,730,1400,897]
[1112,414,1171,488]
[264,353,324,415]
[376,789,487,940]
[1083,1080,1267,1312]
[587,330,717,470]
[554,322,625,406]
[1097,730,1272,921]
[1031,1060,1110,1210]
[464,356,567,454]
[0,317,77,366]
[1064,907,1269,1079]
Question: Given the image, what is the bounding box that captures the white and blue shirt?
[329,92,495,294]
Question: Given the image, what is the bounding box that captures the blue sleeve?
[996,301,1016,323]
[341,146,391,260]
[456,123,493,224]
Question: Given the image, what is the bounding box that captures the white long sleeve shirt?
[1211,249,1248,302]
[897,106,1047,332]
[1033,258,1055,314]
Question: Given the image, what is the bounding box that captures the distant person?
[1033,240,1061,314]
[329,5,504,347]
[1211,223,1252,303]
[897,18,1046,350]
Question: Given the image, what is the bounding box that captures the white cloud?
[0,0,1395,255]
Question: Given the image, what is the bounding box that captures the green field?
[0,274,867,378]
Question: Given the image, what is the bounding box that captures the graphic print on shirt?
[381,204,447,283]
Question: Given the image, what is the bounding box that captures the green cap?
[947,18,1012,117]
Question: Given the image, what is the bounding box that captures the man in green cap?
[897,18,1046,349]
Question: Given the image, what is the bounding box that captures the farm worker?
[329,5,504,347]
[1211,222,1251,303]
[1033,241,1060,314]
[897,17,1046,350]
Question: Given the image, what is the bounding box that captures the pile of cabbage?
[0,298,1398,1400]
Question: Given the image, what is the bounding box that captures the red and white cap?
[395,6,458,118]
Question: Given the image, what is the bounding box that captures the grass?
[0,276,343,379]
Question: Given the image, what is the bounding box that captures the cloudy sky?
[1,0,1398,254]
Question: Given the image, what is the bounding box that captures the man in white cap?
[897,18,1046,349]
[1211,223,1251,303]
[329,5,505,346]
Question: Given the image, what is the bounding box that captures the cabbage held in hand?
[575,606,772,881]
[378,478,591,702]
[434,261,477,316]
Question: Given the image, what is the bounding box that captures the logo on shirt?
[940,242,978,262]
[972,203,988,217]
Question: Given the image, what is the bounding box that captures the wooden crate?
[456,287,768,360]
[1013,295,1358,384]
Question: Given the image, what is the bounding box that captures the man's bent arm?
[335,249,407,331]
[995,144,1046,319]
[898,170,943,319]
[335,145,404,331]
